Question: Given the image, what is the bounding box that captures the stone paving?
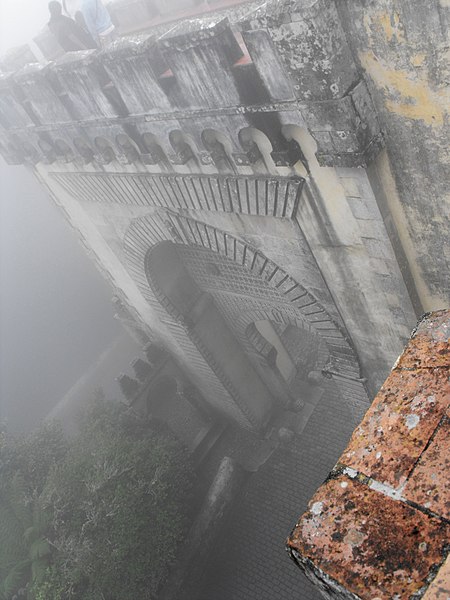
[194,379,369,600]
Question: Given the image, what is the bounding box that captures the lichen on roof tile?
[423,554,450,600]
[404,417,450,520]
[339,367,450,487]
[398,310,450,369]
[288,311,450,600]
[288,476,450,600]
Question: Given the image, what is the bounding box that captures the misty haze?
[0,0,448,599]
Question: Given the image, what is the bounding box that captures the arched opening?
[37,139,55,163]
[145,241,275,430]
[169,130,199,168]
[116,133,140,164]
[155,240,347,412]
[94,136,116,164]
[54,139,74,162]
[202,129,235,173]
[281,124,311,176]
[19,140,39,164]
[141,132,170,168]
[125,212,369,431]
[73,137,94,163]
[238,127,276,174]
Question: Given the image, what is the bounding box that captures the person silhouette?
[79,0,117,48]
[48,1,97,51]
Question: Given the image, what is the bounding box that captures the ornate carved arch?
[124,209,365,389]
[124,210,261,429]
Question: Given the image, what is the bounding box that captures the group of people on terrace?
[47,0,116,52]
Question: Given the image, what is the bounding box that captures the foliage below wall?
[0,396,195,600]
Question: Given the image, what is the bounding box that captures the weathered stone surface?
[339,366,450,487]
[423,555,450,600]
[50,51,121,120]
[288,476,450,600]
[255,0,358,102]
[0,1,384,167]
[398,309,450,369]
[13,63,72,125]
[404,417,450,519]
[337,0,450,308]
[288,310,449,599]
[99,35,173,115]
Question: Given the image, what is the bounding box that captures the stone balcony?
[0,0,383,170]
[287,309,449,599]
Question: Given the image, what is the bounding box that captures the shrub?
[35,397,195,600]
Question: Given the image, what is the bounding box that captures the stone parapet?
[287,309,450,599]
[0,0,383,169]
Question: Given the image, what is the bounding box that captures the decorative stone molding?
[0,3,383,168]
[50,171,304,218]
[123,209,365,386]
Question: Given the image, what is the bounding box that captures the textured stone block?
[361,237,391,259]
[397,310,450,369]
[288,311,450,599]
[13,63,71,125]
[423,555,450,600]
[347,197,378,221]
[340,367,449,487]
[288,476,450,600]
[403,418,450,519]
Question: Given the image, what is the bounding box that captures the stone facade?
[0,0,448,431]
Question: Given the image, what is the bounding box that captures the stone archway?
[162,242,327,408]
[145,240,275,429]
[124,209,369,428]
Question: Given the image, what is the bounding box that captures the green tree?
[35,397,195,600]
[0,423,65,599]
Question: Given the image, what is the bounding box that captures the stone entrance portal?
[145,239,349,430]
[146,240,275,429]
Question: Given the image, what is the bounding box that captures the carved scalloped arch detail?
[123,209,363,382]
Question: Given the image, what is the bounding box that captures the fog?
[0,2,446,599]
[0,159,122,430]
[0,0,132,433]
[0,0,49,56]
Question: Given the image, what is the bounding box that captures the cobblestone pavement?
[195,380,368,600]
